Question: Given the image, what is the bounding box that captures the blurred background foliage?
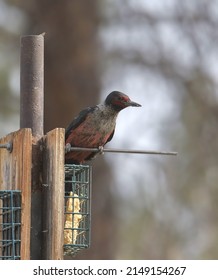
[1,0,218,259]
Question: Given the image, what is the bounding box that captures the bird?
[65,91,141,164]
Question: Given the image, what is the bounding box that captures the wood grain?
[42,128,65,260]
[0,129,32,259]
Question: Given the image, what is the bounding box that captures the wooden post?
[0,129,32,259]
[42,128,65,259]
[1,34,66,260]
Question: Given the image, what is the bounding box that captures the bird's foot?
[98,146,104,155]
[65,143,72,154]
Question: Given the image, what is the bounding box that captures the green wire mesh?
[0,190,21,260]
[64,164,91,255]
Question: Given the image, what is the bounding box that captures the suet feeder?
[0,190,21,260]
[64,164,91,255]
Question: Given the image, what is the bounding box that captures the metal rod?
[0,142,13,152]
[20,34,44,138]
[67,146,178,156]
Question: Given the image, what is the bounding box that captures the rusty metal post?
[20,34,44,137]
[20,34,44,259]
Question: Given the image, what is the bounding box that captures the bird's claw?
[65,143,72,154]
[98,146,104,155]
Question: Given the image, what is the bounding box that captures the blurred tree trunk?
[13,0,117,259]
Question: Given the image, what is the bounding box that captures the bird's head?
[105,91,141,111]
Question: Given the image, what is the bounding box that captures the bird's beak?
[127,100,142,107]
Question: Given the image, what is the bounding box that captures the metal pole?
[67,146,178,156]
[0,142,13,152]
[20,34,44,138]
[20,34,44,259]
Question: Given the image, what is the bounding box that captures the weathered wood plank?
[42,128,65,260]
[30,137,44,260]
[0,129,32,260]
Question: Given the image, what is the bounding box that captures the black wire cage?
[64,164,91,255]
[0,190,21,260]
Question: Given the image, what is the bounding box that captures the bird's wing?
[105,129,115,144]
[65,106,96,141]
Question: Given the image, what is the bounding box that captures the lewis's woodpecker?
[65,91,141,164]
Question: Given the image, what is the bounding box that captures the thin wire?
[67,146,178,156]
